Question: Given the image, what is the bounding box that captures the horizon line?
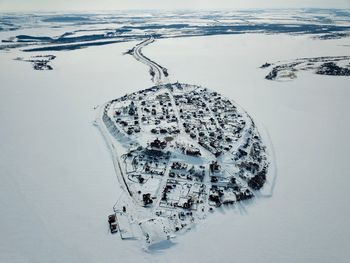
[0,7,349,14]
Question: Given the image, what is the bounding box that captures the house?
[150,138,167,150]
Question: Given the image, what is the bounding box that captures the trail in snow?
[128,37,169,84]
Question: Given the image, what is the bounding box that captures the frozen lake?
[0,33,349,262]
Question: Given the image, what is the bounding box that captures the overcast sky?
[0,0,349,12]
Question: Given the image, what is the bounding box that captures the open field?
[1,28,350,263]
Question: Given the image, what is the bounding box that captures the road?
[131,37,168,84]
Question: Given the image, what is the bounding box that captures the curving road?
[130,37,168,84]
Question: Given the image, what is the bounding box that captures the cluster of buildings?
[174,89,246,157]
[101,83,269,240]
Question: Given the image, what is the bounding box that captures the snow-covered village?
[98,82,270,244]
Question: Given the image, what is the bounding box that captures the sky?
[0,0,349,12]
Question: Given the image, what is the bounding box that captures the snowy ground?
[1,33,350,262]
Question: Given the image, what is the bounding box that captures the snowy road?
[131,37,168,84]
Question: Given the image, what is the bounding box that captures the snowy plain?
[1,32,350,263]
